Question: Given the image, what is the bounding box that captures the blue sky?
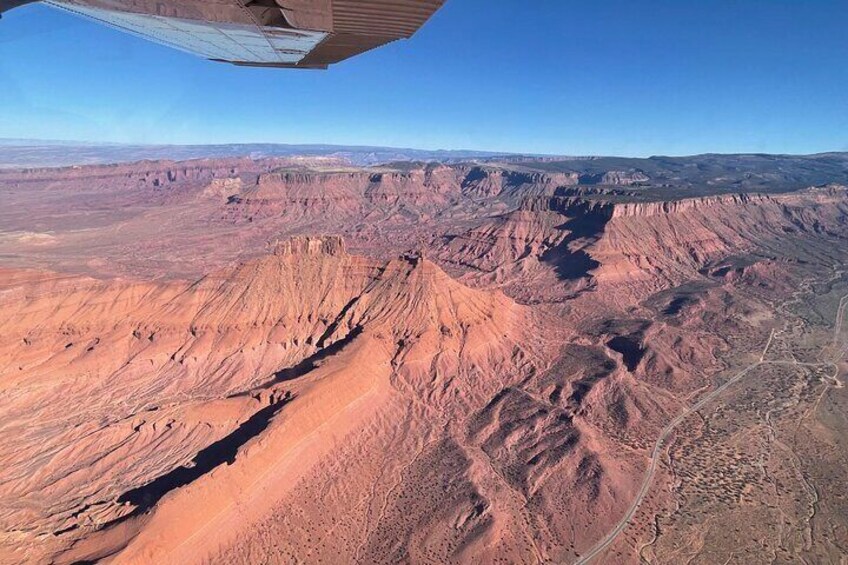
[1,0,846,156]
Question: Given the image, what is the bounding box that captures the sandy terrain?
[0,157,846,563]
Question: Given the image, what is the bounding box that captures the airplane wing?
[2,0,445,68]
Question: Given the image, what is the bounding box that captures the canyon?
[0,154,847,564]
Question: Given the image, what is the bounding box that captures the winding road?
[572,356,768,564]
[574,284,848,565]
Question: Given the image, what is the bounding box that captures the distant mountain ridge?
[0,139,532,168]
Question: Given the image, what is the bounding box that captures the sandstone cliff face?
[226,167,464,221]
[1,237,567,564]
[431,186,847,304]
[0,240,381,552]
[0,156,349,189]
[201,177,243,200]
[591,187,848,300]
[436,209,568,274]
[608,192,771,217]
[2,159,848,564]
[455,167,649,198]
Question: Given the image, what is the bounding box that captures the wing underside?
[39,0,444,68]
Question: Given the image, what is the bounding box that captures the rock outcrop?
[2,158,848,564]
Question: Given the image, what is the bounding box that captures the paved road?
[574,285,848,564]
[572,357,766,564]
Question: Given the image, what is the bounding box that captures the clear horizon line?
[0,136,845,161]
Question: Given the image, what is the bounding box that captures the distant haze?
[0,139,527,168]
